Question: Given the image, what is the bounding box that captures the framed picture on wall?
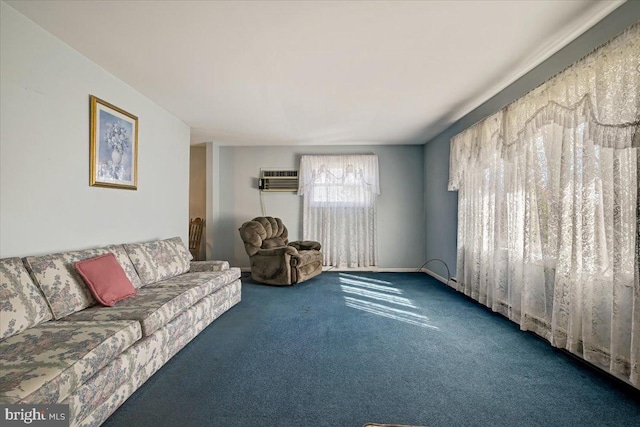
[89,95,138,189]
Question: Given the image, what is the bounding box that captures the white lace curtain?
[449,23,639,387]
[299,155,379,268]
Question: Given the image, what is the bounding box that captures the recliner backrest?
[239,217,289,256]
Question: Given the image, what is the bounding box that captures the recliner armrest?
[288,241,322,251]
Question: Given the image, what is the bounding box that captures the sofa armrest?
[288,241,322,251]
[189,260,230,272]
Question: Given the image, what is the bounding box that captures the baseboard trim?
[322,267,418,272]
[421,267,452,285]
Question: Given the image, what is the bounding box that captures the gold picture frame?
[90,95,138,189]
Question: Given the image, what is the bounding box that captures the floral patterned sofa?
[0,237,241,427]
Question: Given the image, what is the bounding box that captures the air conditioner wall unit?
[259,169,299,192]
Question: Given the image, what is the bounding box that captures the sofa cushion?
[165,236,193,263]
[0,320,141,404]
[106,245,145,289]
[144,274,215,301]
[123,237,191,286]
[61,286,203,337]
[149,268,241,298]
[0,258,53,341]
[23,245,143,319]
[66,326,168,423]
[75,253,138,306]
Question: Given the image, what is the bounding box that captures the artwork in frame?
[90,95,138,189]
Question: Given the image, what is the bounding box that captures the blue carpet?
[103,272,640,427]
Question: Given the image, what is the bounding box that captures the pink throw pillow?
[75,253,137,306]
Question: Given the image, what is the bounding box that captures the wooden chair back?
[189,217,205,260]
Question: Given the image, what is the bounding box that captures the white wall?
[0,3,191,257]
[211,145,425,268]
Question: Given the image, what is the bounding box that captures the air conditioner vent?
[259,169,298,192]
[262,170,298,178]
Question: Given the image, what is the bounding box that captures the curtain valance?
[298,154,380,196]
[449,23,639,191]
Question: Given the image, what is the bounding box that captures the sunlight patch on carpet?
[339,272,393,285]
[340,274,438,329]
[338,276,403,294]
[344,297,439,329]
[340,285,417,308]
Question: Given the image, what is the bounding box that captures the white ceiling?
[7,0,624,146]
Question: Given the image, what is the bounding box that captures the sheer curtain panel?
[449,23,639,387]
[299,155,379,268]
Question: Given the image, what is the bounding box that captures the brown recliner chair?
[238,216,323,285]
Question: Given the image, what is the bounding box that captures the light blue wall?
[212,145,425,268]
[423,1,640,280]
[0,3,190,257]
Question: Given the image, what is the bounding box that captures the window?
[299,155,379,268]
